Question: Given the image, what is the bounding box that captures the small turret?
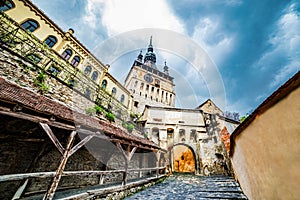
[164,60,169,75]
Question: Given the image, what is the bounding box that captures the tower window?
[91,71,98,81]
[134,101,139,107]
[0,0,15,11]
[44,35,57,48]
[21,19,39,32]
[62,49,72,60]
[71,56,80,67]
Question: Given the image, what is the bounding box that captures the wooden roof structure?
[0,77,161,151]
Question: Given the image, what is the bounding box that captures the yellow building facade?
[1,0,132,116]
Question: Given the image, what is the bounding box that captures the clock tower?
[124,37,176,114]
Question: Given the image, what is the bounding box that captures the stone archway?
[169,143,199,174]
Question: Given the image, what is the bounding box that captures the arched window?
[0,0,15,11]
[62,49,72,60]
[101,79,107,89]
[111,87,116,96]
[84,66,91,75]
[21,19,39,32]
[91,71,98,81]
[120,94,125,103]
[44,35,57,48]
[71,55,80,67]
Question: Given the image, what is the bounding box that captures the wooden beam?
[39,123,64,155]
[128,147,137,161]
[69,134,94,156]
[0,109,75,130]
[43,130,76,200]
[0,167,165,182]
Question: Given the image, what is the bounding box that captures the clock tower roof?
[144,36,156,64]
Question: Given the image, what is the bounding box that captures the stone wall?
[0,47,94,113]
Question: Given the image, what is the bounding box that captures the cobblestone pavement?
[125,174,248,200]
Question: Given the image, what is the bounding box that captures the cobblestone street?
[125,174,248,200]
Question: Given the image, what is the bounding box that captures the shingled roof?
[0,77,160,150]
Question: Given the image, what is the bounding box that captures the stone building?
[124,37,176,114]
[141,99,239,175]
[1,0,240,178]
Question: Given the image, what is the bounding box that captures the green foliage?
[33,71,49,94]
[85,107,96,116]
[122,121,128,128]
[127,123,134,133]
[94,105,104,114]
[240,115,247,122]
[155,177,167,184]
[105,112,115,122]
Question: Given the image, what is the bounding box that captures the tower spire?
[144,36,156,65]
[149,36,152,47]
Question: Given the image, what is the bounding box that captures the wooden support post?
[138,154,143,178]
[156,152,161,177]
[116,143,137,186]
[39,123,64,155]
[43,130,76,200]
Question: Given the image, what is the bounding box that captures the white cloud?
[255,2,300,88]
[82,0,104,30]
[192,17,235,65]
[83,0,185,36]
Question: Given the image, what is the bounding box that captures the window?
[26,54,41,64]
[84,66,91,75]
[111,87,116,96]
[134,101,139,107]
[69,79,75,87]
[71,56,80,67]
[120,94,125,103]
[190,130,196,142]
[152,128,159,138]
[44,35,57,48]
[85,88,91,99]
[62,49,72,60]
[91,71,98,81]
[21,19,39,32]
[47,65,60,76]
[0,0,15,11]
[101,79,107,89]
[179,129,185,137]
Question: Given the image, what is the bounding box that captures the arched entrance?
[169,143,198,173]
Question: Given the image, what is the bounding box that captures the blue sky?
[32,0,300,116]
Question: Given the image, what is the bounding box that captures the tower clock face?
[144,73,153,83]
